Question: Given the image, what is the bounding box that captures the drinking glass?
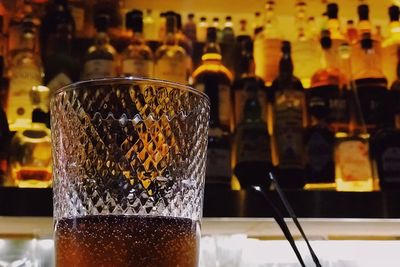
[51,77,210,267]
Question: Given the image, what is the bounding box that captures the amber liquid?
[14,168,52,188]
[55,215,200,267]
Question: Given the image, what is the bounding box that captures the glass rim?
[53,77,210,103]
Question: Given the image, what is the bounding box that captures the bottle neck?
[322,47,338,69]
[164,31,177,45]
[95,31,110,47]
[328,18,343,39]
[279,53,293,78]
[131,31,145,44]
[202,40,221,62]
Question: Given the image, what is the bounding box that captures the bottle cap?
[206,27,217,42]
[358,4,369,20]
[165,11,177,33]
[200,16,206,22]
[226,16,232,21]
[213,17,219,22]
[327,3,338,19]
[320,29,332,49]
[94,13,110,32]
[361,32,373,49]
[281,40,291,54]
[389,5,400,22]
[125,9,143,32]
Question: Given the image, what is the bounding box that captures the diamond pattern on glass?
[51,81,209,221]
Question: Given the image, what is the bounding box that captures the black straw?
[269,172,322,267]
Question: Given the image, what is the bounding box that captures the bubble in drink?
[55,215,200,267]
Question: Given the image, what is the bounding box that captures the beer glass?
[51,77,210,267]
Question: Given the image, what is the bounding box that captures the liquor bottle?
[270,41,306,189]
[143,9,157,41]
[175,12,193,56]
[326,3,345,41]
[69,0,93,38]
[43,18,77,94]
[370,48,400,191]
[92,0,123,39]
[40,0,75,61]
[8,0,38,58]
[0,105,10,185]
[292,0,321,88]
[183,13,197,43]
[325,2,345,70]
[0,56,8,113]
[120,9,154,78]
[154,11,187,84]
[9,86,52,188]
[197,16,207,42]
[221,15,236,77]
[351,32,389,134]
[233,38,266,128]
[304,94,335,189]
[371,113,400,191]
[7,18,43,129]
[222,16,235,43]
[346,20,358,45]
[307,16,318,41]
[382,5,400,86]
[81,13,117,80]
[175,12,193,79]
[237,19,249,41]
[0,0,9,34]
[252,11,263,37]
[254,0,282,86]
[357,3,372,37]
[192,27,233,186]
[335,42,374,192]
[234,91,272,189]
[0,15,8,110]
[212,17,222,41]
[310,30,349,134]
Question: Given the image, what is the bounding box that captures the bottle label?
[306,131,333,173]
[336,139,372,181]
[308,85,349,129]
[155,57,186,84]
[47,73,73,93]
[122,59,154,77]
[206,147,231,181]
[83,59,115,80]
[381,147,400,182]
[234,88,266,126]
[236,123,271,163]
[274,89,305,168]
[356,82,388,129]
[254,38,281,84]
[7,66,42,124]
[71,6,85,32]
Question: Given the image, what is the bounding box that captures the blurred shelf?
[3,216,400,240]
[2,186,400,218]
